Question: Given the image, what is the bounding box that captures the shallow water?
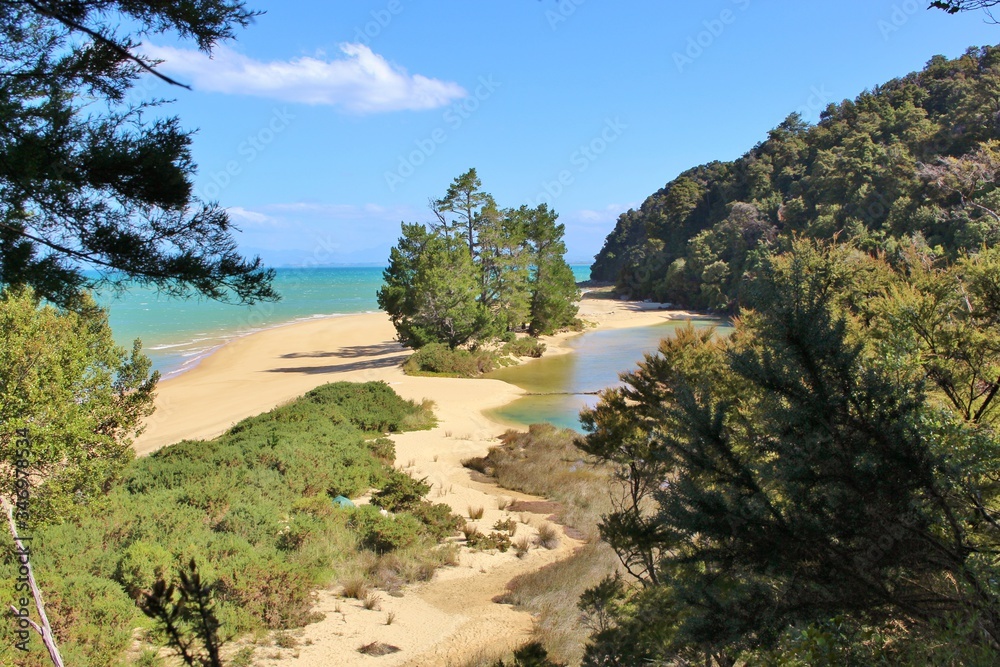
[487,318,731,432]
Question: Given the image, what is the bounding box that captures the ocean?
[95,265,594,378]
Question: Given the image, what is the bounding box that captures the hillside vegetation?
[592,46,1000,311]
[0,382,457,666]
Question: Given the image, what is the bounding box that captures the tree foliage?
[592,47,1000,312]
[579,240,1000,664]
[379,170,579,349]
[0,287,157,523]
[0,0,277,308]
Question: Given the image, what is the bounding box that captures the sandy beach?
[132,288,692,665]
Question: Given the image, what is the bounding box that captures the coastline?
[130,289,697,665]
[133,287,689,455]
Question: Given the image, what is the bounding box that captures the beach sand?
[132,287,691,665]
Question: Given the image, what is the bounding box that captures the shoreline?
[134,287,693,455]
[130,288,699,665]
[152,311,379,381]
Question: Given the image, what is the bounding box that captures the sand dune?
[132,288,685,665]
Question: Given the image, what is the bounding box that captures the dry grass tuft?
[341,577,371,600]
[514,535,531,558]
[536,523,560,550]
[467,505,485,520]
[362,591,382,611]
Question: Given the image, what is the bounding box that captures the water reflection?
[486,318,730,432]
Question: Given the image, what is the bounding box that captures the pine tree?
[0,1,275,308]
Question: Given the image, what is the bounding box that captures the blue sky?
[138,1,1000,266]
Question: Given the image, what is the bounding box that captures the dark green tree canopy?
[0,0,277,308]
[579,241,1000,664]
[593,46,1000,312]
[379,170,579,349]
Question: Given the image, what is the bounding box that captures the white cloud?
[227,205,273,225]
[263,202,418,219]
[568,203,636,225]
[144,43,467,113]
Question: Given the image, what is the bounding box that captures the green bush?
[503,337,547,358]
[408,501,464,539]
[46,574,136,667]
[305,381,431,432]
[116,540,175,599]
[366,436,396,463]
[495,642,566,667]
[372,469,431,512]
[468,530,513,552]
[350,506,424,553]
[403,342,498,377]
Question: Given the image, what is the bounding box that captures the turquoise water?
[486,318,732,432]
[95,265,593,378]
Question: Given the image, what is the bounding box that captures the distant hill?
[591,45,1000,310]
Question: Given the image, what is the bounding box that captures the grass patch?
[469,423,610,539]
[468,422,618,665]
[362,591,382,611]
[468,505,485,520]
[342,577,372,600]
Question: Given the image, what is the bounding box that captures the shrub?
[274,631,297,648]
[494,517,518,533]
[366,437,396,463]
[0,381,453,665]
[468,530,512,552]
[403,343,497,377]
[503,337,546,358]
[304,381,433,433]
[214,555,316,629]
[494,642,566,666]
[407,501,464,539]
[38,573,136,667]
[115,540,175,599]
[372,469,430,512]
[461,455,492,475]
[349,506,424,554]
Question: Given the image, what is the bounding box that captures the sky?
[135,1,1000,266]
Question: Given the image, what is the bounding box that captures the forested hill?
[591,45,1000,310]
